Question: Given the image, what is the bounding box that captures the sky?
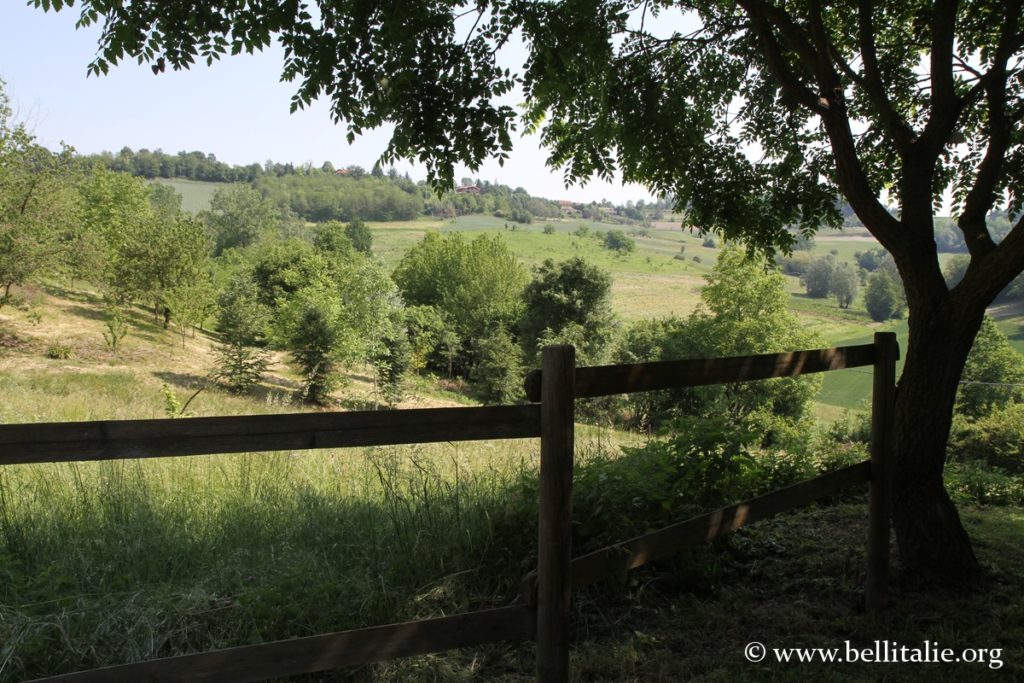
[0,3,656,205]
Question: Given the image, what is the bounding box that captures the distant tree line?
[79,147,660,226]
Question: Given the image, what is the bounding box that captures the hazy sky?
[0,3,656,204]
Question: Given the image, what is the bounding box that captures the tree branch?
[956,0,1023,257]
[930,0,959,114]
[738,1,903,250]
[857,0,915,152]
[738,1,824,113]
[955,213,1024,308]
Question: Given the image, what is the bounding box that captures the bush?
[864,269,903,321]
[542,223,556,234]
[854,248,886,271]
[572,417,758,544]
[520,257,614,361]
[949,402,1024,472]
[955,316,1024,417]
[830,262,859,308]
[945,460,1024,506]
[345,218,373,254]
[215,272,271,393]
[509,208,532,224]
[470,327,525,404]
[102,305,129,353]
[702,237,717,248]
[45,342,72,359]
[572,414,824,548]
[801,256,835,298]
[372,321,412,407]
[213,343,270,394]
[602,229,635,254]
[776,252,812,276]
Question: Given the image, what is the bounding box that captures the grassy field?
[0,284,634,681]
[145,178,235,213]
[2,236,1023,679]
[85,175,1024,415]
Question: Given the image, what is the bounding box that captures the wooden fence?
[0,332,898,683]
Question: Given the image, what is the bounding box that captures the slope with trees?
[0,79,78,306]
[29,0,1024,582]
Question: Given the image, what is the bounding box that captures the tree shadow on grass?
[41,284,104,305]
[63,304,106,323]
[153,371,210,392]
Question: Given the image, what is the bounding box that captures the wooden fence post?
[537,345,575,683]
[867,331,897,612]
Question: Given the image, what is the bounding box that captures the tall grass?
[0,440,548,681]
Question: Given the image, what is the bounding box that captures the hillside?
[0,284,466,428]
[2,220,1023,682]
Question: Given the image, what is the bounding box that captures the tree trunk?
[890,300,984,583]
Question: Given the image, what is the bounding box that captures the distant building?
[335,168,351,175]
[456,184,481,194]
[559,200,580,216]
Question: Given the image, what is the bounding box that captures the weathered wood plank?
[525,344,883,401]
[0,405,542,465]
[536,346,575,683]
[28,605,536,683]
[570,461,871,588]
[867,332,898,611]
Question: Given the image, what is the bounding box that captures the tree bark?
[890,298,983,583]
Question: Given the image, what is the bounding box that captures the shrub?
[45,342,72,360]
[214,273,271,393]
[542,223,556,234]
[602,229,635,254]
[371,314,412,407]
[955,316,1024,417]
[830,262,859,308]
[572,416,757,545]
[864,269,903,321]
[470,327,525,404]
[213,343,270,394]
[944,460,1024,506]
[520,257,614,361]
[949,403,1024,472]
[854,248,886,271]
[102,305,129,353]
[344,218,373,254]
[702,237,717,248]
[572,414,823,548]
[776,252,812,276]
[505,208,532,224]
[801,256,835,298]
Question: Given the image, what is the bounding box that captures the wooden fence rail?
[0,405,542,465]
[1,333,898,683]
[28,605,536,683]
[524,343,878,401]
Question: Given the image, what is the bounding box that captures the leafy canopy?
[30,2,1024,276]
[956,316,1024,417]
[393,231,526,340]
[521,257,614,360]
[0,79,77,302]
